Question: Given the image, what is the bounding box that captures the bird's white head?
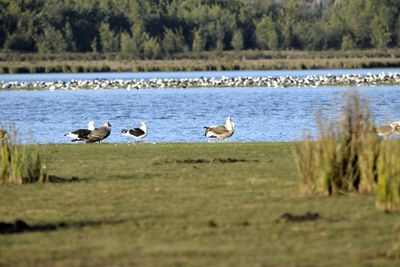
[88,121,96,131]
[390,121,400,128]
[140,122,147,132]
[104,121,112,128]
[225,117,234,131]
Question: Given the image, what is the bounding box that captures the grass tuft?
[386,225,400,259]
[375,142,400,212]
[0,131,48,185]
[293,91,400,212]
[292,134,319,195]
[293,92,378,195]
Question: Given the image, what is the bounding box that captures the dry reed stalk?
[0,130,48,185]
[386,225,400,259]
[293,92,379,195]
[292,135,318,195]
[376,141,400,212]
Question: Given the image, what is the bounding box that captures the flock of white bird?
[63,117,235,143]
[2,72,400,90]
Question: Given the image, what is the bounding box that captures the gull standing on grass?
[64,121,96,142]
[121,121,148,142]
[204,117,235,142]
[86,121,112,143]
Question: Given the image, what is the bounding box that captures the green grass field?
[1,143,399,267]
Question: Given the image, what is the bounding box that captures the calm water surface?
[1,84,400,144]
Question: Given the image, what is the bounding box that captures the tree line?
[0,0,399,58]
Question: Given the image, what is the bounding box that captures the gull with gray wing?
[374,123,395,140]
[86,121,112,143]
[204,117,235,142]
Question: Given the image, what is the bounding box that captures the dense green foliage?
[0,0,399,58]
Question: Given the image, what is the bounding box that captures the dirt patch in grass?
[154,158,259,165]
[207,220,251,228]
[0,218,129,235]
[47,175,83,183]
[276,212,320,223]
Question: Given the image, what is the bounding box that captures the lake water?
[1,69,400,144]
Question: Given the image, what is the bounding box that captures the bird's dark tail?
[204,127,210,137]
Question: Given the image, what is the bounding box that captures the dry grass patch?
[293,92,400,213]
[0,132,47,184]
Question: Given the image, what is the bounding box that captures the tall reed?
[294,92,400,212]
[293,92,379,195]
[293,134,319,195]
[386,225,400,259]
[375,141,400,212]
[25,149,48,183]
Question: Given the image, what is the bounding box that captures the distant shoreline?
[1,50,400,74]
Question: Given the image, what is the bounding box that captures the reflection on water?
[1,86,400,144]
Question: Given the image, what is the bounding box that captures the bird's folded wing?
[207,126,229,134]
[88,128,107,140]
[72,129,91,136]
[130,128,145,136]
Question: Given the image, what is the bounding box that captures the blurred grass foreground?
[1,139,400,266]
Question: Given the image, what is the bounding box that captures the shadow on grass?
[0,218,131,235]
[47,175,86,183]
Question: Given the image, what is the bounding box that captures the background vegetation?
[0,0,399,59]
[3,49,400,73]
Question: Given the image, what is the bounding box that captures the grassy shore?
[1,143,400,267]
[1,50,400,73]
